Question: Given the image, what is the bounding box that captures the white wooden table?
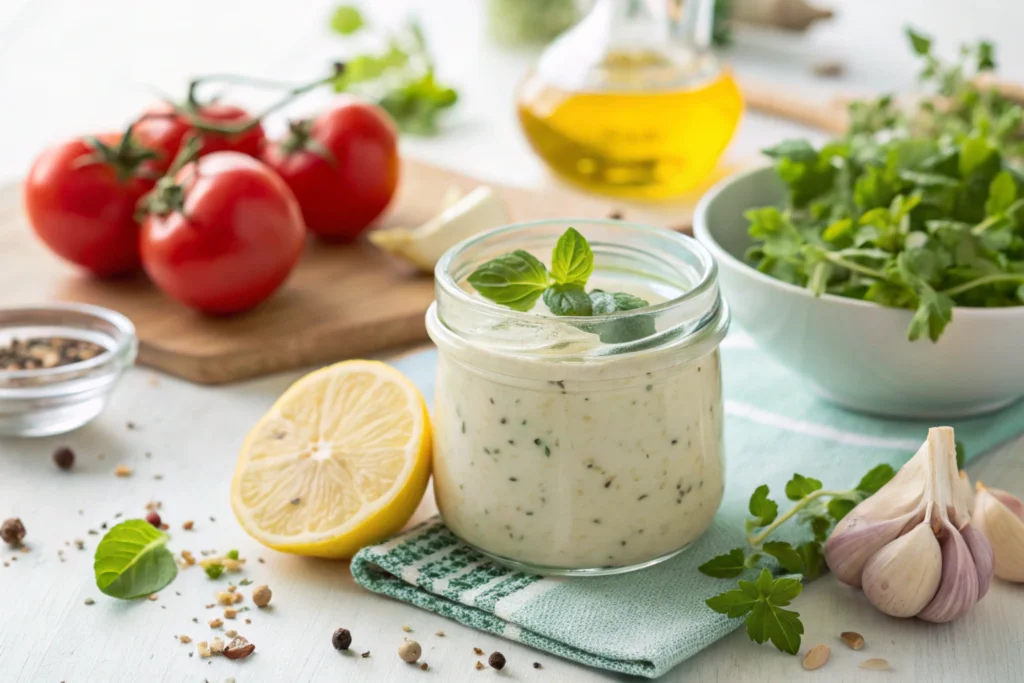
[2,1,1023,681]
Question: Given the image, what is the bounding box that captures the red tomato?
[139,152,305,315]
[24,133,158,277]
[135,102,265,172]
[262,97,399,240]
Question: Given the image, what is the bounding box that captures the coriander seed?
[398,639,422,663]
[488,652,506,670]
[53,446,75,470]
[332,627,352,651]
[1,518,25,546]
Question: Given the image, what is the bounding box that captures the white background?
[1,1,1023,682]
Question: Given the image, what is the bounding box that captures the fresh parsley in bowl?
[746,29,1024,343]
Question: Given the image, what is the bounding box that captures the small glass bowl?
[0,304,137,437]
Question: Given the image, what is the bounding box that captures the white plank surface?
[2,1,1024,682]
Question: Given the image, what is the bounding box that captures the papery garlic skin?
[974,483,1024,583]
[861,521,942,617]
[917,520,980,623]
[824,511,918,587]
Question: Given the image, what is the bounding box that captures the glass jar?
[426,219,729,575]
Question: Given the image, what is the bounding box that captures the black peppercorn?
[488,652,506,670]
[53,446,75,470]
[332,627,352,651]
[533,661,542,669]
[1,518,26,546]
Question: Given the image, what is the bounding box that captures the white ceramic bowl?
[694,165,1024,418]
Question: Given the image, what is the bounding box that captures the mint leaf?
[784,474,822,501]
[468,250,549,312]
[330,5,365,35]
[610,292,648,310]
[827,498,857,522]
[550,227,594,286]
[589,291,618,315]
[855,464,896,494]
[94,520,178,600]
[698,548,748,578]
[986,170,1017,216]
[906,27,932,56]
[748,485,778,527]
[762,541,804,574]
[543,285,593,316]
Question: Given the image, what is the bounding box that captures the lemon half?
[230,360,431,558]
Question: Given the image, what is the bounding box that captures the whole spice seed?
[398,640,422,663]
[84,598,95,605]
[802,644,831,671]
[332,628,352,651]
[1,518,26,546]
[488,652,506,670]
[361,651,371,658]
[182,520,194,531]
[0,337,104,370]
[114,465,133,478]
[475,661,484,670]
[223,636,256,660]
[840,631,865,650]
[533,662,542,669]
[252,585,272,608]
[179,635,192,644]
[473,647,484,656]
[53,446,75,470]
[145,512,162,528]
[860,658,892,671]
[209,618,223,629]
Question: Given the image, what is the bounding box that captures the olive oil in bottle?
[517,0,743,199]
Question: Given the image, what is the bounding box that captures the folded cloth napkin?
[352,333,1024,678]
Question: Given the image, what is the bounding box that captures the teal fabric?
[352,338,1024,678]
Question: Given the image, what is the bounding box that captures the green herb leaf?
[855,464,896,494]
[744,569,804,655]
[543,285,593,316]
[93,520,178,600]
[330,5,365,35]
[827,498,857,522]
[796,542,826,580]
[550,227,594,286]
[986,171,1017,216]
[762,541,805,574]
[748,485,778,527]
[698,548,748,578]
[467,250,549,312]
[205,564,225,580]
[906,27,932,56]
[809,516,831,542]
[956,441,966,469]
[784,474,823,501]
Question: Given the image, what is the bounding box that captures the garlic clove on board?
[973,482,1024,583]
[960,524,995,599]
[917,519,980,623]
[861,521,942,618]
[824,510,919,587]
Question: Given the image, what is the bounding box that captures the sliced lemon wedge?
[230,360,431,558]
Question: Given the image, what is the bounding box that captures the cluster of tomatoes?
[24,96,399,314]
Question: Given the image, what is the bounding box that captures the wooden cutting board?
[0,158,698,384]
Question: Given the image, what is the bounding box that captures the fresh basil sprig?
[467,228,654,342]
[94,520,178,600]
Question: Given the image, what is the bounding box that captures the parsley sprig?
[748,28,1024,342]
[467,228,655,342]
[328,5,457,135]
[699,463,897,654]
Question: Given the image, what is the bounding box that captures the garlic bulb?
[824,427,994,622]
[973,482,1024,582]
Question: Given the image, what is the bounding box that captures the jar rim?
[434,218,719,325]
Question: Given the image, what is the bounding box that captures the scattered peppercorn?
[145,511,161,528]
[332,628,352,651]
[420,662,429,671]
[533,662,542,669]
[398,640,422,663]
[52,446,75,470]
[252,584,272,608]
[488,652,506,670]
[0,337,103,370]
[1,518,26,546]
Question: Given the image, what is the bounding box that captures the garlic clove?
[861,521,942,618]
[825,510,919,587]
[917,520,980,623]
[973,483,1024,583]
[977,481,1024,521]
[960,524,994,599]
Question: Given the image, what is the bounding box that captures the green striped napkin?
[351,332,1024,678]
